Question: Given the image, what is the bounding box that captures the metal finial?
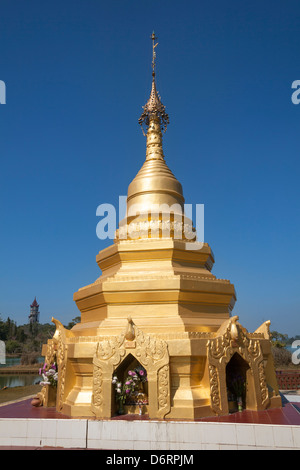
[139,32,169,135]
[151,31,158,79]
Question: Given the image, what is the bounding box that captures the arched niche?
[207,318,270,415]
[112,353,149,416]
[226,352,251,411]
[91,321,171,419]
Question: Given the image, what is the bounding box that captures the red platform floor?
[0,395,299,425]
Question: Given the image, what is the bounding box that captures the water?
[0,374,40,388]
[0,356,44,368]
[0,357,21,368]
[0,356,43,388]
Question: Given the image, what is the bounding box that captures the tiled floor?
[195,403,300,425]
[0,398,71,419]
[0,395,299,425]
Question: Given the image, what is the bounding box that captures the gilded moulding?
[207,317,271,416]
[91,317,170,419]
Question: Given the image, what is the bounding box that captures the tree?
[16,327,27,343]
[66,316,81,329]
[5,340,21,354]
[0,319,7,341]
[270,331,288,348]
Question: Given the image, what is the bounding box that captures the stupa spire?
[151,30,158,79]
[138,32,169,135]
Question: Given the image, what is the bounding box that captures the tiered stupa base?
[39,239,281,420]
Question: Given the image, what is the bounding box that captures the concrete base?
[0,417,299,450]
[0,395,299,450]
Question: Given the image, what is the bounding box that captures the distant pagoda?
[29,297,39,324]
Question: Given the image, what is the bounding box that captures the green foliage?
[0,315,81,357]
[270,331,289,348]
[0,317,18,341]
[5,339,22,354]
[286,335,300,345]
[66,316,81,329]
[16,328,27,343]
[0,317,56,356]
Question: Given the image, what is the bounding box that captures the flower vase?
[118,401,125,415]
[228,399,237,414]
[237,396,243,412]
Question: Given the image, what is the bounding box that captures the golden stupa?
[40,33,281,419]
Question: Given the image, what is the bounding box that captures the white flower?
[117,382,122,388]
[116,388,121,393]
[40,380,50,386]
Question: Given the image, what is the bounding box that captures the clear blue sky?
[0,0,299,336]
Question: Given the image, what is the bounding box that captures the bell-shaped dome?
[127,114,184,217]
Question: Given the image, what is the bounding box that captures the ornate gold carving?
[245,337,261,360]
[116,219,195,242]
[207,317,270,415]
[44,338,56,366]
[258,360,269,406]
[134,330,167,366]
[92,364,103,409]
[38,338,57,406]
[92,319,170,418]
[51,318,68,411]
[157,364,170,418]
[39,318,70,410]
[208,364,221,413]
[95,335,124,362]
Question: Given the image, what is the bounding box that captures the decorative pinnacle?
[139,32,170,135]
[151,31,158,79]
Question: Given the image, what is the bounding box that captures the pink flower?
[125,389,130,394]
[125,380,132,385]
[139,370,144,376]
[128,370,134,376]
